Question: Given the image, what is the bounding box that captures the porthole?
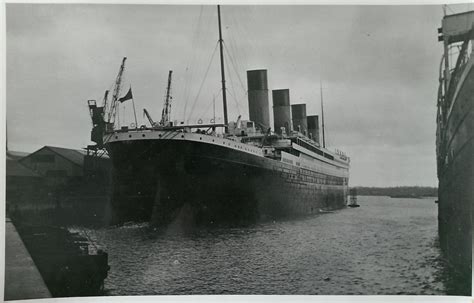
[200,137,202,140]
[181,135,184,138]
[115,136,118,139]
[159,134,162,138]
[142,134,145,138]
[128,135,132,138]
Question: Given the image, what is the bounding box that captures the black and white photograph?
[3,2,473,301]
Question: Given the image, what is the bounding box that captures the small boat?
[348,188,360,207]
[318,209,334,213]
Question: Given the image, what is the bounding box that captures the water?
[83,196,447,295]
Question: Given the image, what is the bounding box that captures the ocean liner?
[87,6,350,226]
[436,10,473,295]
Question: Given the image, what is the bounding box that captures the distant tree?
[352,186,438,197]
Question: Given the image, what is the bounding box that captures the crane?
[107,57,127,124]
[229,115,242,135]
[102,90,109,117]
[160,70,173,126]
[235,115,242,129]
[143,108,157,127]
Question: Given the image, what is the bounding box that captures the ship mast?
[320,81,326,148]
[217,5,229,133]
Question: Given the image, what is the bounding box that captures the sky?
[6,3,463,187]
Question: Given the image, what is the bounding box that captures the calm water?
[82,196,447,295]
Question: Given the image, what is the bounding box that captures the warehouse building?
[19,145,111,181]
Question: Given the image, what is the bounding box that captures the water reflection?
[84,196,454,295]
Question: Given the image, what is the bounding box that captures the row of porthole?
[119,133,185,139]
[195,136,254,154]
[117,134,152,139]
[117,133,258,155]
[211,138,258,154]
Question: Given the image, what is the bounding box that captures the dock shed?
[20,146,88,178]
[6,153,45,212]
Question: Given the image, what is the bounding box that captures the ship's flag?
[119,88,133,103]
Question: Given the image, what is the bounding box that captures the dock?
[4,217,51,300]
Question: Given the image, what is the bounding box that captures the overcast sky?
[7,3,460,187]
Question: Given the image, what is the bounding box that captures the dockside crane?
[102,90,109,115]
[87,89,110,150]
[107,57,127,126]
[160,70,173,126]
[143,108,157,127]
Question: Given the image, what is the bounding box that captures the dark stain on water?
[82,196,449,295]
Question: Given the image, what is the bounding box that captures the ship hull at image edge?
[436,10,474,295]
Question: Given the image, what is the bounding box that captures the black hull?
[106,139,348,226]
[436,54,473,295]
[437,139,473,295]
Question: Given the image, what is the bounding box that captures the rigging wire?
[225,89,244,117]
[199,89,222,120]
[222,9,267,118]
[223,50,244,116]
[186,6,273,124]
[217,11,250,119]
[187,41,220,121]
[226,11,248,78]
[230,7,254,67]
[183,6,205,121]
[223,49,240,113]
[223,42,247,94]
[184,7,217,123]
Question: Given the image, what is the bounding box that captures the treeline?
[352,186,438,197]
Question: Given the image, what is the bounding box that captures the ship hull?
[437,139,473,295]
[436,53,474,294]
[106,136,348,226]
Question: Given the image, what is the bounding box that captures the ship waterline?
[106,130,349,225]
